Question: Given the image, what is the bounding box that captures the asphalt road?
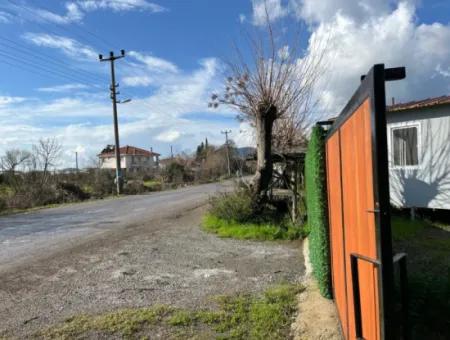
[0,182,228,272]
[0,180,304,338]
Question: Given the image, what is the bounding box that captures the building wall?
[386,105,450,210]
[100,154,157,171]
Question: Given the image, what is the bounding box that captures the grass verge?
[39,284,304,339]
[391,216,449,339]
[202,213,306,241]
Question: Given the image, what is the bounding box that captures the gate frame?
[326,64,405,339]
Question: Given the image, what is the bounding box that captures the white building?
[98,145,160,173]
[387,96,450,210]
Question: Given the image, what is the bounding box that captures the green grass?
[391,216,426,241]
[202,213,306,241]
[391,216,450,339]
[143,180,162,189]
[39,284,304,339]
[40,305,172,339]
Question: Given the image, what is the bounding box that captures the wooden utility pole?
[99,50,125,195]
[221,130,231,177]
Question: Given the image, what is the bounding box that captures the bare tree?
[0,149,31,173]
[210,6,326,210]
[33,137,62,185]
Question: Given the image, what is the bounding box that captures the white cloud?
[23,33,98,59]
[0,96,26,106]
[76,0,167,13]
[128,51,178,73]
[0,11,13,23]
[38,83,90,93]
[252,0,288,26]
[35,3,84,24]
[290,0,393,24]
[300,0,450,115]
[156,130,181,142]
[0,55,243,168]
[239,14,246,23]
[122,76,153,87]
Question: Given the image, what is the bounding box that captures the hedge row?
[305,125,332,298]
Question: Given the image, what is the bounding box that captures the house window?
[392,126,419,167]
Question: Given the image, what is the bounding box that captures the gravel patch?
[0,204,304,338]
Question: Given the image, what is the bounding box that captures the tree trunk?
[252,105,277,211]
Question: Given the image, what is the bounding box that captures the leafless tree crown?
[210,9,327,151]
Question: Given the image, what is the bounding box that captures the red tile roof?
[388,95,450,112]
[99,145,160,157]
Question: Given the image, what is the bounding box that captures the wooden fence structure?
[325,64,409,339]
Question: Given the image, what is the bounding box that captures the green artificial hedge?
[305,125,332,298]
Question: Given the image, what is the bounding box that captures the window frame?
[388,121,421,170]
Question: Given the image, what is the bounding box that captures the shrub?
[305,125,331,298]
[208,189,254,223]
[0,196,6,212]
[90,170,115,197]
[124,180,148,195]
[57,182,91,201]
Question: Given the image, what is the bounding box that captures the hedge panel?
[305,125,331,298]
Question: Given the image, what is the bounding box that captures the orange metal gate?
[325,65,407,340]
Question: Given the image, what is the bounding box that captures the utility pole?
[75,151,78,172]
[221,130,232,177]
[170,145,174,160]
[99,50,126,195]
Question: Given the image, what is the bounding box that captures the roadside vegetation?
[391,215,450,339]
[304,125,331,298]
[39,283,304,339]
[0,138,252,215]
[203,187,307,241]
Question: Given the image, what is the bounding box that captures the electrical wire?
[0,37,107,84]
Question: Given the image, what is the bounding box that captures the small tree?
[210,7,326,211]
[0,149,31,173]
[32,137,62,187]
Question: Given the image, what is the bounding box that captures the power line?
[0,37,107,84]
[0,51,97,85]
[6,0,105,53]
[29,0,121,51]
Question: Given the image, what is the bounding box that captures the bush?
[0,196,7,212]
[163,162,191,183]
[124,180,148,195]
[208,189,254,223]
[57,182,91,201]
[305,125,331,298]
[90,170,115,197]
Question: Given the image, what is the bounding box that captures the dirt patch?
[0,204,304,338]
[292,279,342,340]
[291,238,342,340]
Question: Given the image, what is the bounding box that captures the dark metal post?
[99,50,126,195]
[393,253,409,340]
[350,255,363,339]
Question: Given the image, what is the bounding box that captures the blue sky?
[0,0,449,168]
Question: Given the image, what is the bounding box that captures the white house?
[386,96,450,210]
[98,145,160,172]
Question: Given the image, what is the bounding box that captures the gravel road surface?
[0,182,304,338]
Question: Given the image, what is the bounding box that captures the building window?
[392,126,419,167]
